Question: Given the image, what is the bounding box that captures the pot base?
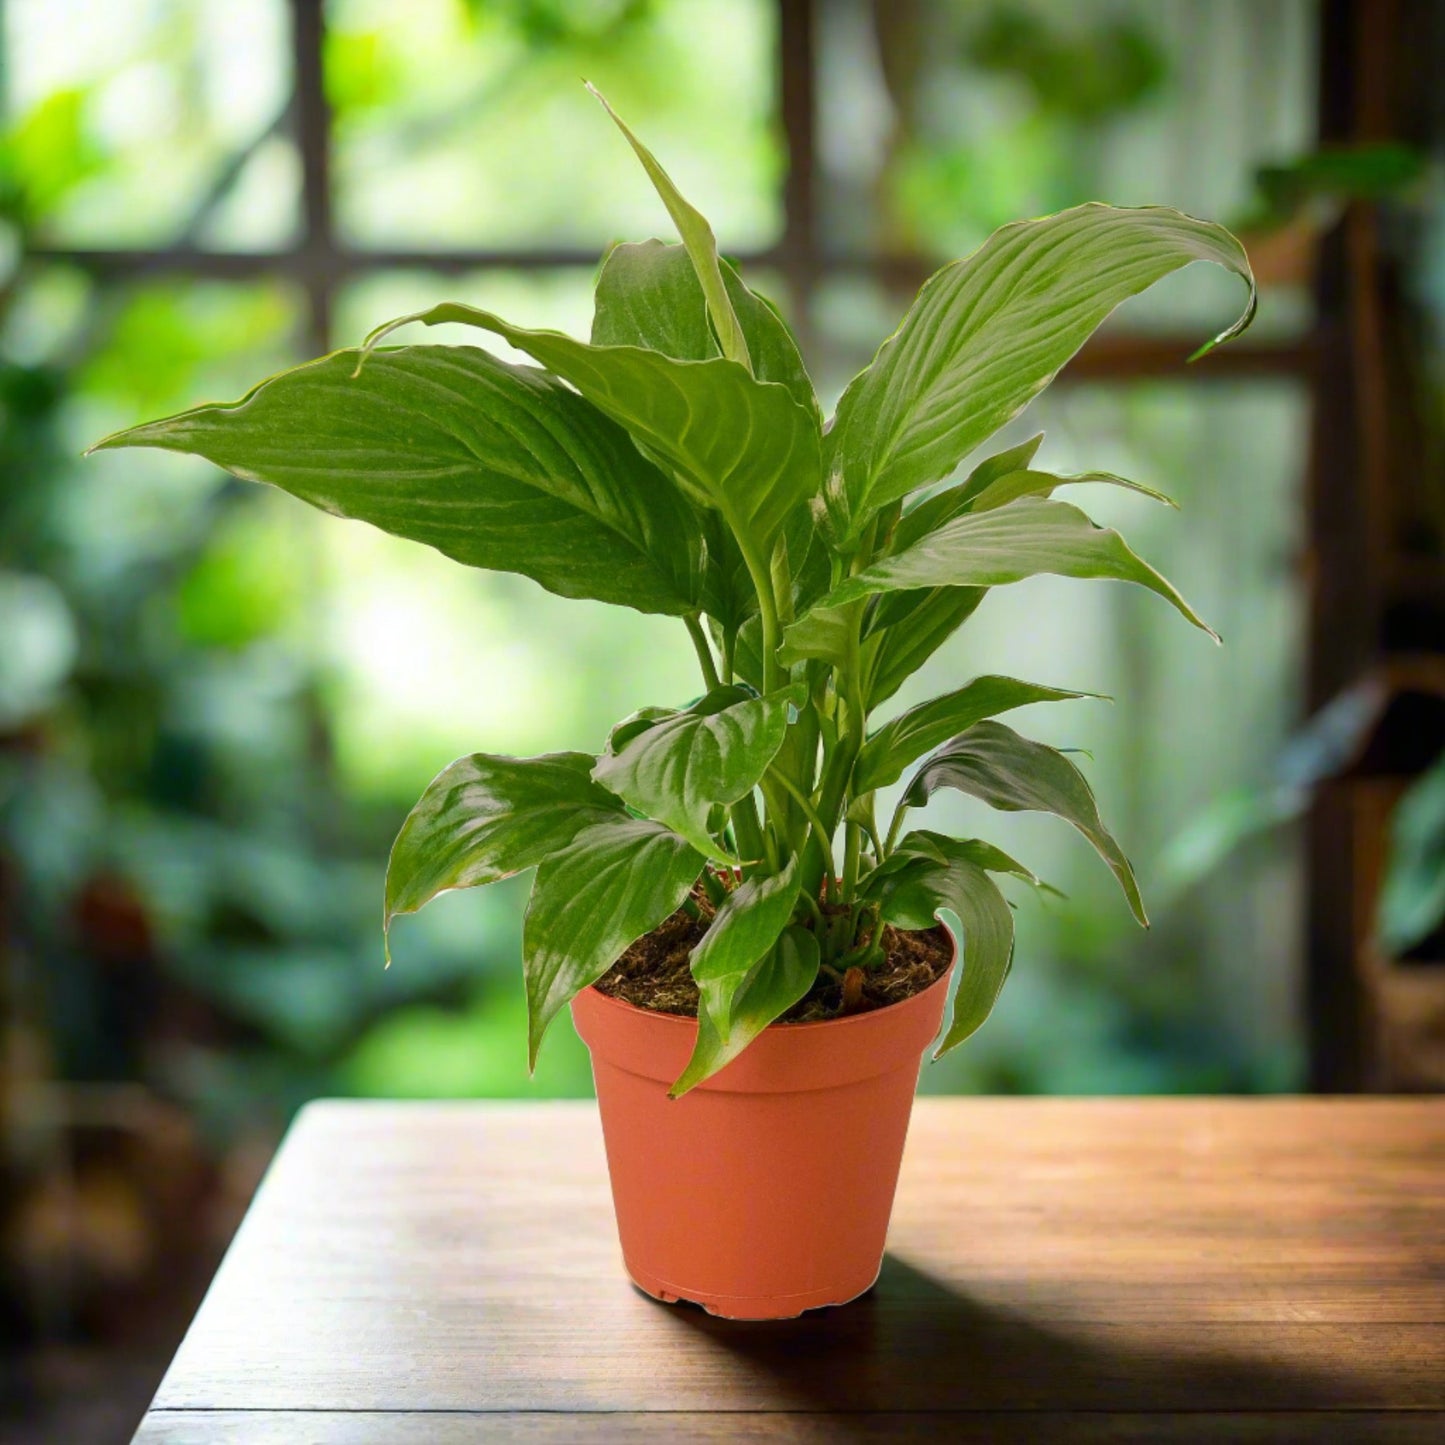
[625,1256,880,1320]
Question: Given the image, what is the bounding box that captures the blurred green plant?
[1379,756,1445,958]
[966,5,1166,123]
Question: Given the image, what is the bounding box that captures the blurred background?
[1,0,1443,1437]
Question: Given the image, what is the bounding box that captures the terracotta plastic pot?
[570,951,955,1319]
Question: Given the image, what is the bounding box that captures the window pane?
[818,0,1318,332]
[327,0,781,252]
[3,0,299,250]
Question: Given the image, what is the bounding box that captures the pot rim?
[580,939,956,1037]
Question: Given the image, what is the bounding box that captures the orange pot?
[570,952,955,1320]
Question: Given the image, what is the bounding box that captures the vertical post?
[778,0,818,361]
[291,0,334,354]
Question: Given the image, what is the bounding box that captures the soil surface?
[594,884,953,1023]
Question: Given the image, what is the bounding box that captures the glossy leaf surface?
[592,240,817,420]
[93,346,704,616]
[672,859,806,1095]
[592,684,802,860]
[364,304,820,558]
[854,676,1099,794]
[587,84,751,370]
[904,719,1146,925]
[523,817,703,1065]
[813,496,1217,640]
[826,203,1255,533]
[677,924,819,1098]
[875,838,1016,1057]
[384,752,624,953]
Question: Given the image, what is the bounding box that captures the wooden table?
[132,1098,1444,1442]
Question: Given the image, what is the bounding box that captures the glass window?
[3,0,299,250]
[327,0,782,253]
[818,0,1318,333]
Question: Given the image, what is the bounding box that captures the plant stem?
[735,532,782,695]
[684,613,721,692]
[731,792,768,873]
[884,799,909,856]
[842,820,862,899]
[721,627,736,687]
[858,799,884,863]
[766,766,836,886]
[796,886,824,932]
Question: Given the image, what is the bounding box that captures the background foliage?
[1,0,1320,1148]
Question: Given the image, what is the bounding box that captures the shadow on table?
[657,1252,1369,1435]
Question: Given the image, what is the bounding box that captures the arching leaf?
[92,346,705,617]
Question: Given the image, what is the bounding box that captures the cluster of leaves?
[94,89,1255,1095]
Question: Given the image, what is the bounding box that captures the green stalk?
[766,765,836,886]
[735,530,783,696]
[730,791,769,874]
[842,820,862,901]
[884,799,910,857]
[683,613,721,692]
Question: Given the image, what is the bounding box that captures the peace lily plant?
[93,91,1255,1102]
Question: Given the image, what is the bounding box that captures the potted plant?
[91,90,1254,1319]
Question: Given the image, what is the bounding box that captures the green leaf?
[523,817,703,1065]
[592,239,818,421]
[891,434,1044,553]
[826,204,1255,534]
[384,752,625,956]
[863,588,988,708]
[671,858,806,1095]
[904,719,1147,925]
[854,675,1100,794]
[586,83,751,371]
[676,923,819,1098]
[364,304,821,559]
[964,468,1176,515]
[778,603,853,669]
[875,847,1015,1058]
[893,829,1058,896]
[591,684,803,861]
[1377,754,1445,955]
[811,495,1218,640]
[91,346,704,617]
[605,705,678,754]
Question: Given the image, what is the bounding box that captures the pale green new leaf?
[672,858,804,1095]
[523,817,703,1065]
[854,675,1100,794]
[677,923,819,1098]
[364,304,820,557]
[826,204,1255,534]
[904,719,1146,925]
[385,752,624,957]
[91,346,704,617]
[587,83,751,370]
[812,496,1218,640]
[592,684,803,861]
[592,240,817,420]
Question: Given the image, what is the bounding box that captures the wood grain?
[133,1411,1445,1444]
[133,1098,1445,1441]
